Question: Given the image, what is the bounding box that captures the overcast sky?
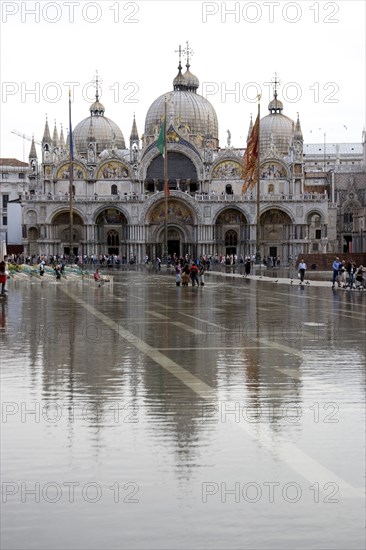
[1,0,365,162]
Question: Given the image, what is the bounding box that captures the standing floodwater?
[1,271,365,549]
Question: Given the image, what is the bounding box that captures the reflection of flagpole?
[69,89,74,261]
[156,96,169,260]
[255,96,261,265]
[163,98,168,260]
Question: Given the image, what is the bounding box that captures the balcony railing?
[24,193,147,203]
[23,191,329,203]
[194,193,328,202]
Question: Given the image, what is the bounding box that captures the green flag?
[156,121,165,157]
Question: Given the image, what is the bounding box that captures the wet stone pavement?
[1,268,365,549]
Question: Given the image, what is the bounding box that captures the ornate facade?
[19,53,366,261]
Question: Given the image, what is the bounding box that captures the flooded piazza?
[1,268,365,550]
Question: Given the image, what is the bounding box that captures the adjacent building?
[0,158,30,254]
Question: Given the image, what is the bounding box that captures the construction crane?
[11,130,42,162]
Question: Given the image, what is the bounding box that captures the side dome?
[73,95,125,155]
[260,92,294,157]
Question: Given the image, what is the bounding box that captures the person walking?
[175,263,182,286]
[190,263,199,286]
[244,257,251,277]
[298,259,307,283]
[198,262,205,286]
[339,260,347,288]
[346,261,357,289]
[0,261,6,295]
[39,260,45,277]
[182,264,190,286]
[332,257,342,288]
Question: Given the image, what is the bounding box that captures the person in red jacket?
[190,263,199,286]
[93,268,110,286]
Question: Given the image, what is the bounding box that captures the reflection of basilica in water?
[21,48,366,260]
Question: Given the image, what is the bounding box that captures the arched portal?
[147,199,195,259]
[96,208,128,256]
[27,227,39,257]
[260,208,293,262]
[52,211,84,256]
[215,208,249,257]
[167,227,181,257]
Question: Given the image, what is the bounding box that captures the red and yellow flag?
[242,114,259,194]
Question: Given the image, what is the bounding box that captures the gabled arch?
[211,159,242,179]
[147,198,196,226]
[260,158,291,180]
[214,206,249,225]
[96,160,131,180]
[259,205,295,224]
[47,207,85,225]
[306,209,326,224]
[55,161,87,180]
[139,190,203,224]
[93,205,130,225]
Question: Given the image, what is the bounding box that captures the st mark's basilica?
[20,50,366,262]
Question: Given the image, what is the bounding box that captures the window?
[2,216,7,226]
[343,212,353,224]
[19,173,25,179]
[2,195,9,209]
[225,230,238,247]
[315,229,321,239]
[107,230,120,247]
[2,173,9,179]
[111,184,118,195]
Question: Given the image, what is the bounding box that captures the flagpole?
[255,96,261,265]
[163,97,168,261]
[69,89,74,263]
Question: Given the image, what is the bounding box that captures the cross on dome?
[182,41,194,69]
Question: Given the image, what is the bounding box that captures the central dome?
[144,61,219,147]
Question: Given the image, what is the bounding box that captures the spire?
[28,135,37,159]
[42,116,51,143]
[130,114,139,162]
[59,124,65,149]
[130,114,139,141]
[294,113,303,140]
[87,116,96,142]
[52,121,59,147]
